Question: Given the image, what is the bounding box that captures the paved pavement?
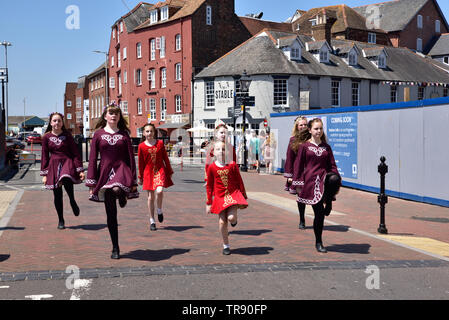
[0,158,448,301]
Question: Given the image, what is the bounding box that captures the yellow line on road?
[379,235,449,257]
[0,191,18,220]
[246,192,346,216]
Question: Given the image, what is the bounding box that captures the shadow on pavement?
[0,226,25,231]
[230,246,274,255]
[68,224,108,231]
[229,229,272,236]
[162,226,204,232]
[326,243,371,254]
[0,254,10,262]
[122,248,191,262]
[324,225,350,232]
[182,179,205,184]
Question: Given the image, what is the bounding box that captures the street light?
[239,70,252,172]
[1,41,12,131]
[93,50,109,106]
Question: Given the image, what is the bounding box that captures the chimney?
[311,9,337,44]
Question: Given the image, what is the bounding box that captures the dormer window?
[291,48,301,60]
[368,33,376,44]
[349,51,357,66]
[150,10,158,24]
[320,49,328,63]
[310,18,317,26]
[378,54,386,68]
[161,6,169,21]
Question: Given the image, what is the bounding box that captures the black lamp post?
[239,71,251,172]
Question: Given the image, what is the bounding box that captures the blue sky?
[1,0,448,117]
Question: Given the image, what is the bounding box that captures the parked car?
[26,133,43,145]
[5,137,26,150]
[17,131,35,141]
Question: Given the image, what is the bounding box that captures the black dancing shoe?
[111,248,120,260]
[298,222,306,229]
[222,247,231,255]
[118,194,127,208]
[71,201,80,217]
[150,223,157,231]
[315,243,327,253]
[230,221,237,228]
[57,221,65,230]
[158,213,164,223]
[323,202,332,216]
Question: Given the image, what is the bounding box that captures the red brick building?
[86,63,107,137]
[73,76,89,135]
[63,82,77,133]
[107,0,251,138]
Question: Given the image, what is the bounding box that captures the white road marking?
[24,294,53,300]
[0,286,10,289]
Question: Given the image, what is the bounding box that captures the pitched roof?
[113,2,153,32]
[87,63,107,78]
[353,0,428,32]
[195,29,449,85]
[428,33,449,56]
[239,16,292,36]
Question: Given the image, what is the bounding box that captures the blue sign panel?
[326,113,358,179]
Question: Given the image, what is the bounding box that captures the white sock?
[157,208,163,215]
[150,218,155,224]
[223,244,230,249]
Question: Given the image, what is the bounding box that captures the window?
[390,85,398,103]
[417,15,423,29]
[319,49,328,63]
[368,32,376,44]
[123,47,127,60]
[117,50,121,68]
[444,87,448,97]
[67,101,72,107]
[161,6,169,21]
[121,101,128,114]
[352,82,360,106]
[205,81,215,108]
[150,10,158,24]
[206,5,212,25]
[137,127,143,138]
[160,36,166,58]
[310,18,317,26]
[436,20,441,33]
[111,56,115,67]
[148,69,156,88]
[67,113,72,120]
[137,98,142,115]
[378,55,386,68]
[417,38,422,52]
[124,70,127,84]
[109,77,115,88]
[331,80,340,106]
[444,56,449,65]
[175,63,182,81]
[175,34,181,51]
[160,98,166,121]
[136,69,142,86]
[274,79,288,106]
[112,29,115,40]
[161,68,166,88]
[175,95,182,113]
[150,99,156,120]
[150,39,156,61]
[349,51,357,66]
[120,21,123,33]
[118,74,122,95]
[418,86,425,100]
[291,48,301,60]
[137,42,142,59]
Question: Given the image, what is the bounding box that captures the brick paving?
[0,165,448,281]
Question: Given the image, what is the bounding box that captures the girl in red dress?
[138,124,174,231]
[41,112,84,230]
[206,141,248,255]
[291,118,341,253]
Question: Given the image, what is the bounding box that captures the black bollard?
[377,156,388,234]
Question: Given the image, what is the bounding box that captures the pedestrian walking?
[291,118,341,253]
[206,140,248,255]
[261,131,276,175]
[204,124,236,184]
[86,104,139,259]
[138,124,174,231]
[284,116,308,229]
[40,112,84,230]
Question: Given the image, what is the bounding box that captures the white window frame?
[206,5,212,25]
[150,10,158,24]
[67,101,72,107]
[390,85,398,103]
[150,39,156,61]
[121,101,128,115]
[161,6,169,21]
[118,74,122,95]
[352,82,360,106]
[378,54,386,68]
[175,63,182,81]
[368,32,376,44]
[120,21,123,33]
[123,47,127,60]
[150,99,156,120]
[205,81,215,109]
[274,79,288,107]
[136,69,142,86]
[319,49,329,63]
[137,42,142,59]
[109,77,115,89]
[331,80,340,107]
[175,95,182,113]
[148,69,156,89]
[123,70,127,84]
[160,36,166,58]
[417,15,423,29]
[117,50,121,68]
[137,98,143,115]
[291,47,301,61]
[349,51,357,66]
[418,86,425,100]
[67,113,72,120]
[111,56,115,67]
[175,34,181,51]
[160,98,166,121]
[112,29,116,40]
[161,68,166,88]
[436,20,441,33]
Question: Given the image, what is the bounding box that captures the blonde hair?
[291,116,308,136]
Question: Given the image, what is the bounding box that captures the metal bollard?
[377,156,388,234]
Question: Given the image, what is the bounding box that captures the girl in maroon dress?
[41,112,84,230]
[138,124,174,231]
[86,105,139,259]
[291,118,341,253]
[284,116,308,229]
[204,124,237,184]
[206,141,248,255]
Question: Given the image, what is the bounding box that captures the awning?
[157,122,190,129]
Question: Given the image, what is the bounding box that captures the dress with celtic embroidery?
[86,129,139,202]
[206,161,248,214]
[291,141,340,205]
[204,142,236,182]
[40,132,84,190]
[138,140,173,191]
